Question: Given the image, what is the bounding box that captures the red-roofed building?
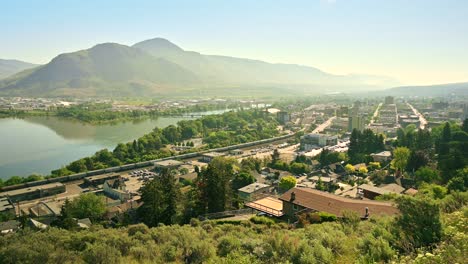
[279,187,399,221]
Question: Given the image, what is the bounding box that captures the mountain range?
[0,59,38,80]
[385,82,468,96]
[0,38,403,97]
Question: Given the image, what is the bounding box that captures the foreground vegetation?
[0,201,465,263]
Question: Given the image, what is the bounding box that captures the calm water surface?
[0,110,228,178]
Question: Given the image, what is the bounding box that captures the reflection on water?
[0,109,230,178]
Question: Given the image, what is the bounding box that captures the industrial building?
[0,183,66,203]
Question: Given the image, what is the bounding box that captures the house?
[103,178,131,202]
[279,187,398,221]
[370,151,392,163]
[380,183,405,194]
[309,176,337,188]
[238,183,271,200]
[0,183,66,203]
[154,159,184,171]
[200,152,226,163]
[357,184,400,200]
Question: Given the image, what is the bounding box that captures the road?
[369,103,382,125]
[407,103,428,129]
[311,116,336,134]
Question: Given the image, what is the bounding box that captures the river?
[0,109,229,178]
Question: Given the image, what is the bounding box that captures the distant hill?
[0,43,198,97]
[0,38,400,97]
[0,59,38,79]
[385,82,468,96]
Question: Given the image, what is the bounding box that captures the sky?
[1,0,467,85]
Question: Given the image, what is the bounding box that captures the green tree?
[279,176,296,191]
[447,167,468,192]
[139,176,164,227]
[68,193,106,221]
[196,157,238,213]
[414,166,439,186]
[271,149,281,164]
[394,196,442,251]
[392,147,410,176]
[159,168,180,225]
[406,150,429,172]
[232,172,256,190]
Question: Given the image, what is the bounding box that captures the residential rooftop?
[238,183,271,194]
[280,187,399,217]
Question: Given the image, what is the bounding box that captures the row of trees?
[47,109,279,177]
[138,157,257,227]
[348,129,385,164]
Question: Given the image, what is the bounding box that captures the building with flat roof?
[0,197,14,215]
[84,173,120,186]
[200,152,226,163]
[238,183,271,200]
[371,151,392,163]
[245,197,284,217]
[103,178,131,202]
[384,96,394,105]
[0,183,65,203]
[277,111,290,124]
[300,133,338,151]
[154,159,184,170]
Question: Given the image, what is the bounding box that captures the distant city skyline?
[1,0,467,85]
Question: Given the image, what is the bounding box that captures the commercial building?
[277,111,290,124]
[384,96,394,105]
[200,152,226,163]
[0,183,66,203]
[300,133,338,151]
[0,197,14,215]
[84,173,120,186]
[279,187,398,220]
[154,159,184,171]
[348,115,365,132]
[103,177,131,202]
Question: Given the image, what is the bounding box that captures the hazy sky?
[1,0,467,85]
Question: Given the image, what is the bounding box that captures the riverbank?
[0,102,241,124]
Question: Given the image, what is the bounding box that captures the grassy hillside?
[0,59,38,79]
[0,204,465,264]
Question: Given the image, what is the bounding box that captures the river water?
[0,109,229,178]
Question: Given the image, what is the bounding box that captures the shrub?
[250,216,275,226]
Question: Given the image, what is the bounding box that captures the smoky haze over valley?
[0,38,405,97]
